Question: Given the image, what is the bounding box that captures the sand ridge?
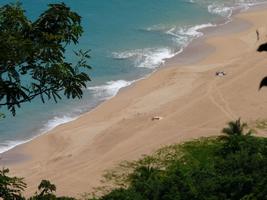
[2,7,267,197]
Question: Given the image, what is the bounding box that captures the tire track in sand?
[208,78,236,120]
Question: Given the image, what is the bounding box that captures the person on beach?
[256,29,260,41]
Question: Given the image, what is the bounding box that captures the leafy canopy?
[0,2,91,116]
[0,169,76,200]
[0,168,26,200]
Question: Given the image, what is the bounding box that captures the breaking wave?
[112,48,178,69]
[0,115,78,154]
[40,115,78,133]
[88,80,134,100]
[113,22,215,69]
[0,140,27,154]
[188,0,267,19]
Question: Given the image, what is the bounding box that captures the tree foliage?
[0,170,76,200]
[0,2,91,116]
[29,180,75,200]
[0,168,26,200]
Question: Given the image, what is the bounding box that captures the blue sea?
[0,0,266,153]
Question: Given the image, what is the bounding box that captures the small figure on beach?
[216,71,226,77]
[256,29,260,41]
[152,116,163,121]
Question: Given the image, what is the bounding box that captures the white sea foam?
[208,4,233,18]
[164,23,217,50]
[40,115,78,133]
[0,115,78,154]
[137,48,178,68]
[112,51,138,60]
[188,0,267,19]
[112,48,177,69]
[207,2,255,19]
[0,140,27,154]
[144,23,215,38]
[88,80,134,100]
[168,23,216,38]
[143,24,168,32]
[113,22,216,70]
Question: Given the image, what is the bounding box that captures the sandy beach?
[2,6,267,197]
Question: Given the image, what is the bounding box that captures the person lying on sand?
[216,71,226,77]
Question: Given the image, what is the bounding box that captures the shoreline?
[2,4,267,197]
[0,3,257,155]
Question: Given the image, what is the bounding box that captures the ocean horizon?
[0,0,266,153]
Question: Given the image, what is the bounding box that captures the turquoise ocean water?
[0,0,266,153]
